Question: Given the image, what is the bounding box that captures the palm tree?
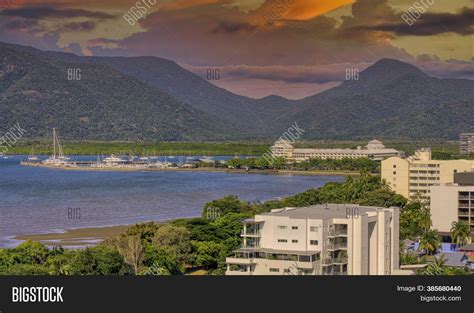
[419,229,440,255]
[419,255,446,275]
[450,221,471,246]
[418,203,432,231]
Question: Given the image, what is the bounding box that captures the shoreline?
[14,225,130,248]
[20,162,360,176]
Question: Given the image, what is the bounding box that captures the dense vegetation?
[6,140,269,157]
[1,172,471,275]
[2,42,474,141]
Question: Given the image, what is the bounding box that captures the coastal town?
[6,129,474,276]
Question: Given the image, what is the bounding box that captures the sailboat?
[27,147,39,162]
[43,128,70,166]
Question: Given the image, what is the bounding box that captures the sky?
[0,0,472,99]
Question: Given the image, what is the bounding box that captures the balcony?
[332,257,349,264]
[327,225,348,237]
[326,242,348,250]
[240,230,261,237]
[321,257,348,265]
[226,257,255,265]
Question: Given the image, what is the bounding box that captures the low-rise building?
[460,133,474,155]
[382,149,474,201]
[270,139,402,162]
[431,172,474,234]
[225,204,400,276]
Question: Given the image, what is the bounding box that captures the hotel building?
[460,133,474,155]
[270,139,402,162]
[381,148,474,201]
[431,172,474,234]
[225,204,400,276]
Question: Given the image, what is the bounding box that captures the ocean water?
[0,156,344,247]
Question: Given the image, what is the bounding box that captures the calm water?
[0,156,344,247]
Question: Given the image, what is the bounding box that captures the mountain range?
[0,41,473,141]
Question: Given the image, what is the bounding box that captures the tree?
[192,241,227,271]
[450,221,471,246]
[152,224,192,265]
[418,205,432,232]
[400,200,429,239]
[419,255,471,275]
[419,229,440,255]
[13,240,50,265]
[111,235,144,274]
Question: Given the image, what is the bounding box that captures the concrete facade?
[431,172,474,234]
[382,148,474,201]
[270,139,402,162]
[460,133,474,155]
[225,204,400,276]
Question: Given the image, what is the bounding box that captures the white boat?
[27,147,39,162]
[43,128,70,166]
[102,155,128,166]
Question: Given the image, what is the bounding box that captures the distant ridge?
[0,41,473,141]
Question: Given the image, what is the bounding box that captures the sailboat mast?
[53,128,56,158]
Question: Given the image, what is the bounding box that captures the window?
[292,226,298,230]
[269,268,279,272]
[393,171,396,175]
[278,239,287,243]
[292,239,298,243]
[298,255,311,262]
[310,240,318,245]
[284,269,290,273]
[310,226,318,232]
[277,225,287,230]
[393,165,397,168]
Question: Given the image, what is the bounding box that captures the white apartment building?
[270,139,402,162]
[431,172,474,234]
[225,204,400,276]
[382,148,474,201]
[460,133,474,155]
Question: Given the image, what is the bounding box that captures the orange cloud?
[256,0,355,21]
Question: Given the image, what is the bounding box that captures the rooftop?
[454,171,474,186]
[293,148,399,154]
[459,243,474,251]
[259,204,397,220]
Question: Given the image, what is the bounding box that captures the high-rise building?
[431,172,474,234]
[225,204,400,276]
[381,149,474,201]
[460,133,474,155]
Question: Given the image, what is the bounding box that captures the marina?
[20,129,218,171]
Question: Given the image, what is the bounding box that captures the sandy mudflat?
[14,225,129,247]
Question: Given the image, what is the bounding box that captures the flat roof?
[454,172,474,186]
[292,148,399,154]
[459,243,474,251]
[259,204,396,220]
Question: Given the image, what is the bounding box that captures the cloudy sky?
[0,0,472,99]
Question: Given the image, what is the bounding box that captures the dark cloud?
[61,21,96,32]
[2,6,115,19]
[357,7,474,36]
[211,21,257,34]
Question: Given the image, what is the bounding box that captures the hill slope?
[0,42,242,141]
[1,42,473,141]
